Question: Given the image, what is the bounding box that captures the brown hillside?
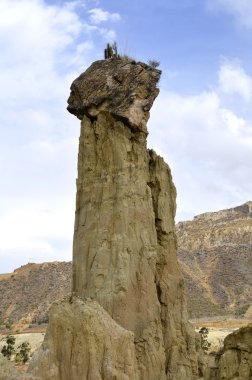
[177,201,252,318]
[0,262,71,327]
[1,202,251,326]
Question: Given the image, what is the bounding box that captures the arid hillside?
[177,201,252,318]
[0,262,71,329]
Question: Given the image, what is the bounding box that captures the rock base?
[29,296,138,380]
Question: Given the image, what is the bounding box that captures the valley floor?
[192,318,252,352]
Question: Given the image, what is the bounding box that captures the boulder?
[29,296,137,380]
[67,59,161,133]
[207,323,252,380]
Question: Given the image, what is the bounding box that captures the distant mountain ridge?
[177,201,252,318]
[0,262,71,328]
[0,202,251,326]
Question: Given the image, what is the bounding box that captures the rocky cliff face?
[29,59,200,380]
[206,323,252,380]
[177,202,252,318]
[30,296,138,380]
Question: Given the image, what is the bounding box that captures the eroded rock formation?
[29,59,200,380]
[70,59,199,379]
[29,296,138,380]
[206,323,252,380]
[67,59,160,133]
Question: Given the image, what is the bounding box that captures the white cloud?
[219,61,252,101]
[0,193,75,272]
[0,0,121,273]
[0,0,120,107]
[0,0,119,107]
[0,1,85,108]
[207,0,252,29]
[148,85,252,222]
[88,8,121,24]
[0,197,74,249]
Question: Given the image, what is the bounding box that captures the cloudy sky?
[1,0,252,273]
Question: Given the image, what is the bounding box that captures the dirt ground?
[193,318,252,352]
[0,332,45,356]
[192,318,251,329]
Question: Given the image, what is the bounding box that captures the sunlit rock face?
[67,59,161,133]
[29,296,138,380]
[206,323,252,380]
[29,58,200,380]
[69,59,199,380]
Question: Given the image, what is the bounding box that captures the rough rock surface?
[28,58,200,380]
[0,355,35,380]
[1,200,252,328]
[29,296,138,380]
[67,59,161,133]
[68,59,199,380]
[177,201,252,318]
[206,323,252,380]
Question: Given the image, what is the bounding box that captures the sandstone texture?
[29,296,138,380]
[177,202,252,318]
[26,58,202,380]
[68,59,199,380]
[206,323,252,380]
[67,59,160,133]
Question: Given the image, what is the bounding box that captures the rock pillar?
[68,59,198,380]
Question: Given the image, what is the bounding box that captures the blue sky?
[1,0,252,272]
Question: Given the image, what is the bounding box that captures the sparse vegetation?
[104,41,162,66]
[104,42,120,59]
[1,335,31,364]
[5,318,13,330]
[103,42,161,66]
[235,303,250,317]
[111,41,118,57]
[104,41,135,62]
[36,313,49,325]
[199,326,211,353]
[0,262,71,331]
[118,54,134,62]
[1,335,16,360]
[16,341,31,364]
[148,59,160,68]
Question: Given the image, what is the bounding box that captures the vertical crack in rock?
[28,58,202,380]
[148,148,198,378]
